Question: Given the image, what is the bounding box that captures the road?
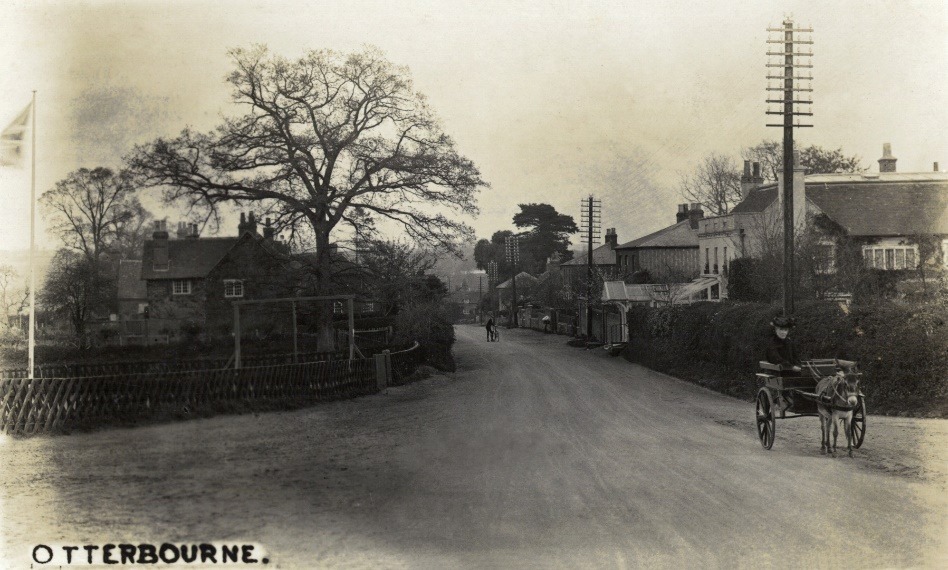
[1,325,946,568]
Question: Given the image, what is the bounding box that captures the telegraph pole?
[505,235,521,328]
[580,195,601,338]
[488,260,498,314]
[478,275,483,324]
[766,17,813,317]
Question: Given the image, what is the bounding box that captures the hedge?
[393,301,457,372]
[624,300,948,417]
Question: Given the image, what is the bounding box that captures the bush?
[393,301,456,372]
[625,300,948,416]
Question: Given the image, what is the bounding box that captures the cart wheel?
[755,389,776,450]
[851,397,866,449]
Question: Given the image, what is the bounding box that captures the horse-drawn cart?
[755,358,866,450]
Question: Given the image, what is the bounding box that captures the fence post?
[375,350,391,391]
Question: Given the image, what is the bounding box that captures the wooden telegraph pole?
[505,235,520,328]
[766,17,813,316]
[488,260,498,314]
[580,195,601,338]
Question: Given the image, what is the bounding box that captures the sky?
[0,0,946,260]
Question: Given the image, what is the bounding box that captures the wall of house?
[204,239,297,339]
[146,279,208,338]
[635,248,699,280]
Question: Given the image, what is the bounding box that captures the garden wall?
[624,300,948,417]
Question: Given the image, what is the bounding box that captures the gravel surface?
[1,324,945,568]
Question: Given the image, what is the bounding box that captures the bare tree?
[40,167,144,264]
[741,140,782,182]
[40,249,113,348]
[0,265,27,328]
[127,45,485,350]
[742,139,864,182]
[678,153,742,215]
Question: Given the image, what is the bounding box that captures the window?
[333,301,344,315]
[172,280,191,295]
[361,302,375,313]
[224,279,244,298]
[863,245,918,270]
[713,247,719,274]
[705,248,710,274]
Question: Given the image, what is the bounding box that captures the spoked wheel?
[756,389,776,450]
[851,396,866,449]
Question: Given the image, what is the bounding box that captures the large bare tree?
[40,167,143,264]
[127,46,485,350]
[678,153,742,215]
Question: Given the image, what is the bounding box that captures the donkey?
[816,369,861,457]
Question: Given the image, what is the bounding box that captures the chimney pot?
[743,160,751,177]
[878,143,897,173]
[752,161,761,179]
[935,162,940,172]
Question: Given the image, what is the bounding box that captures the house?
[559,228,621,286]
[699,144,948,297]
[137,213,295,343]
[495,271,538,314]
[614,205,704,281]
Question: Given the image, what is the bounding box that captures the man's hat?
[771,316,796,328]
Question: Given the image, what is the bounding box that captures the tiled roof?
[141,236,240,280]
[560,244,618,266]
[731,185,777,214]
[615,220,698,249]
[116,260,147,300]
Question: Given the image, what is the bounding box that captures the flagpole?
[28,91,36,380]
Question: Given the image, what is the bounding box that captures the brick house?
[136,213,295,342]
[559,228,621,287]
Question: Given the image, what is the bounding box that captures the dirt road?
[2,325,946,568]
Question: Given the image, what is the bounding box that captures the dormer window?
[224,279,244,298]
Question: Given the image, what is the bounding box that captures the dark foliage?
[625,300,948,416]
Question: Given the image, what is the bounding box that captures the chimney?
[187,223,199,238]
[740,161,765,201]
[152,220,169,270]
[688,203,704,229]
[605,228,618,248]
[175,221,188,239]
[935,162,940,172]
[237,211,259,235]
[676,203,689,223]
[263,217,275,240]
[778,150,807,231]
[878,143,897,173]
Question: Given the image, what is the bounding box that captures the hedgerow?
[624,300,948,416]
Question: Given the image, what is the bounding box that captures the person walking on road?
[486,314,495,342]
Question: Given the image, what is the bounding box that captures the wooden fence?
[1,357,382,436]
[0,350,347,380]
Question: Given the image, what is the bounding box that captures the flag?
[0,103,32,167]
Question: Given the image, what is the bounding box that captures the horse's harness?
[820,376,859,411]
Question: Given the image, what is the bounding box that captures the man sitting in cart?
[766,316,801,373]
